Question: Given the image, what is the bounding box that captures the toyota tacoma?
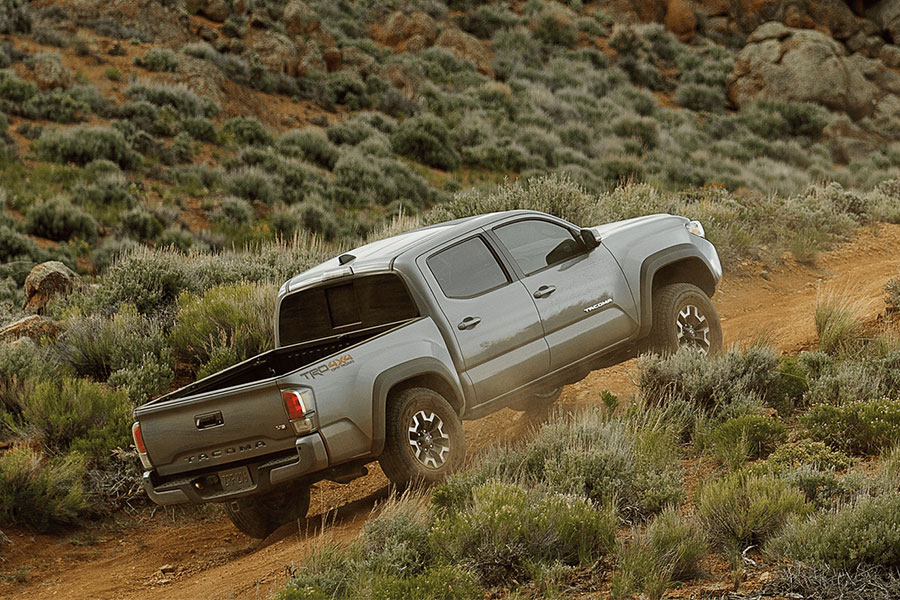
[132,210,723,537]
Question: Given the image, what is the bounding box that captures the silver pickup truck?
[132,210,722,537]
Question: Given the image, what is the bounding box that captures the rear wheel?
[225,483,310,539]
[649,282,722,356]
[379,387,465,489]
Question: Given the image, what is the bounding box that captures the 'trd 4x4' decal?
[299,354,354,380]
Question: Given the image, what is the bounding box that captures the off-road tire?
[225,483,310,539]
[648,282,722,356]
[379,387,465,489]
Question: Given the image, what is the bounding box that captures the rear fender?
[370,359,463,457]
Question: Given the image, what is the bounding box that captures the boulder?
[283,0,319,36]
[23,261,81,315]
[321,47,342,72]
[251,32,301,76]
[881,44,900,67]
[435,27,492,74]
[341,46,377,76]
[0,316,59,343]
[664,0,696,41]
[727,24,898,121]
[34,53,72,90]
[380,10,437,50]
[188,0,230,22]
[867,0,900,44]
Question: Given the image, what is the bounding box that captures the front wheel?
[648,282,722,356]
[379,387,465,489]
[225,483,310,539]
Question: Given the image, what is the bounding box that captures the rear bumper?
[142,433,329,505]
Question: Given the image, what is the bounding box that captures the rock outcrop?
[727,23,900,121]
[435,27,492,74]
[0,315,60,342]
[22,261,81,315]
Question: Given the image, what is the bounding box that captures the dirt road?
[2,223,898,600]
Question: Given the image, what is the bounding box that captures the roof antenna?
[338,253,356,265]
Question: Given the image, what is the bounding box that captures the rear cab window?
[278,274,418,346]
[427,236,510,299]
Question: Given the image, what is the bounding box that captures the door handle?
[533,285,556,299]
[457,316,482,330]
[195,411,224,430]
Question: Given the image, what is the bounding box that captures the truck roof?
[280,210,552,295]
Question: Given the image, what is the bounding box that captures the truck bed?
[141,321,409,409]
[134,319,416,477]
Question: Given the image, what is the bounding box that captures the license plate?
[219,466,253,493]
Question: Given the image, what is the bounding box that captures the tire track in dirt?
[2,224,898,600]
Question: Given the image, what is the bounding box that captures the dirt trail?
[2,224,899,600]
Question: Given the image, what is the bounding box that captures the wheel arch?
[638,245,718,338]
[371,359,464,457]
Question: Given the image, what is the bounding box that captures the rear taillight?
[282,390,315,434]
[283,391,307,420]
[132,422,153,470]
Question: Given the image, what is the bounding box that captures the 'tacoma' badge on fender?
[584,298,613,313]
[183,440,267,464]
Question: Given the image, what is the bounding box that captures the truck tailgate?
[136,378,296,477]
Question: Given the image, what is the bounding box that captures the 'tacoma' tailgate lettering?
[183,440,267,464]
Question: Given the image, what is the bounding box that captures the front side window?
[494,219,582,275]
[428,236,509,298]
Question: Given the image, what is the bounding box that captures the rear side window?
[428,236,509,298]
[494,219,582,275]
[278,274,418,346]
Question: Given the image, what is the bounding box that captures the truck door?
[490,217,638,371]
[418,234,550,405]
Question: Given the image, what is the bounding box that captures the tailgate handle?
[195,411,224,430]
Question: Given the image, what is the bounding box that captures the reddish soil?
[2,223,899,599]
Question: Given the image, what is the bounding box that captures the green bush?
[764,440,853,473]
[0,446,88,532]
[457,4,519,39]
[125,82,219,117]
[612,116,659,151]
[226,167,282,204]
[134,47,178,72]
[106,352,174,403]
[121,207,164,241]
[271,199,340,240]
[21,377,129,450]
[0,68,36,103]
[674,83,725,112]
[26,196,98,241]
[371,566,482,600]
[767,493,900,570]
[210,196,254,228]
[887,277,900,313]
[431,482,617,585]
[277,130,339,170]
[362,494,433,578]
[32,126,141,169]
[0,339,44,416]
[0,225,47,263]
[814,291,866,354]
[803,398,900,455]
[0,0,31,34]
[157,226,194,252]
[710,415,787,466]
[391,114,460,171]
[697,471,810,550]
[532,5,577,47]
[613,507,707,598]
[434,408,683,519]
[223,115,274,146]
[322,71,370,110]
[169,283,275,373]
[60,306,170,380]
[71,175,137,210]
[637,346,782,413]
[181,116,217,142]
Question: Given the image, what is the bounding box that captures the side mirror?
[580,229,599,250]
